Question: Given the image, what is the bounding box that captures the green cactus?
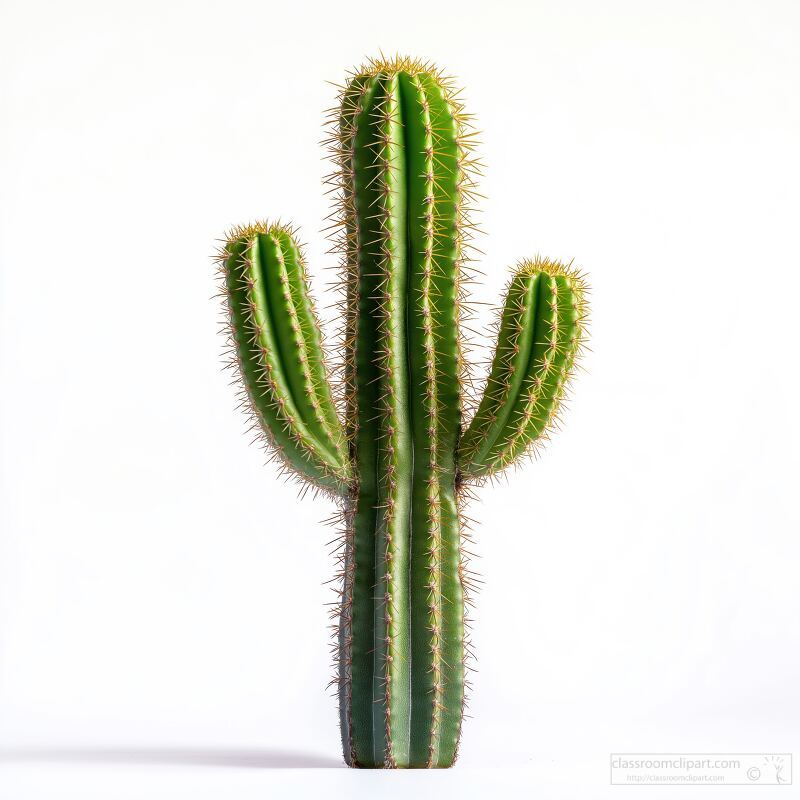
[217,56,588,769]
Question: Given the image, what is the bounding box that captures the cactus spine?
[218,56,588,769]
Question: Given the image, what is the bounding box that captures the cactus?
[216,56,588,769]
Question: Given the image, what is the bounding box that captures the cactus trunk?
[337,71,464,767]
[217,56,588,769]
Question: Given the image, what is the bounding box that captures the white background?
[1,0,798,797]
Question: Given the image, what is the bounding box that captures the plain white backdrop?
[1,0,798,797]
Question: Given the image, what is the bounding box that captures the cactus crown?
[216,55,588,768]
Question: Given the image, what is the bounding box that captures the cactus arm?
[491,273,586,468]
[459,270,542,469]
[269,228,346,449]
[221,225,350,494]
[459,260,587,480]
